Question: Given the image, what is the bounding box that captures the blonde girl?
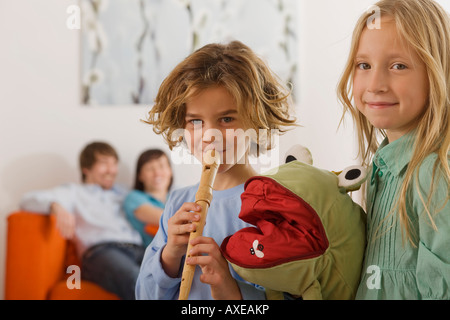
[338,0,450,299]
[136,41,296,300]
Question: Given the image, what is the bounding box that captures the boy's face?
[184,86,250,172]
[82,153,118,190]
[353,18,429,142]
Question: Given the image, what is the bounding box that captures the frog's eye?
[336,165,368,192]
[284,145,313,165]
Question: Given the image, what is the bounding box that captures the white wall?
[0,0,394,299]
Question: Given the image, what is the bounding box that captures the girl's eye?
[392,63,407,70]
[356,63,371,70]
[221,117,234,124]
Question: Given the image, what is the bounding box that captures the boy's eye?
[189,119,203,126]
[356,63,371,70]
[392,63,407,70]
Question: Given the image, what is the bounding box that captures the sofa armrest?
[5,211,67,300]
[144,224,159,237]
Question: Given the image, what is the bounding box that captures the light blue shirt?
[123,190,166,246]
[135,183,266,300]
[19,183,143,257]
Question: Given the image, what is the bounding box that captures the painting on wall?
[81,0,298,106]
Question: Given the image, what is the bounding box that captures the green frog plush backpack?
[221,145,367,300]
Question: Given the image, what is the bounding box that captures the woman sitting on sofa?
[123,149,173,247]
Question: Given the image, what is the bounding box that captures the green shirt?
[356,132,450,299]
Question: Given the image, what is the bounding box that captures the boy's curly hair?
[144,41,297,151]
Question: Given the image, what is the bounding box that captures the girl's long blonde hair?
[338,0,450,246]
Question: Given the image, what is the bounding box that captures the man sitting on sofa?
[20,141,145,300]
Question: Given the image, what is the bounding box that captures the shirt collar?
[374,131,416,176]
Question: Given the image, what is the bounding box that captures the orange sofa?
[5,211,157,300]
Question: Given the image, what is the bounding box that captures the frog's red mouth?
[221,176,329,269]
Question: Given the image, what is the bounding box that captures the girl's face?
[353,18,429,142]
[139,156,172,193]
[184,86,249,172]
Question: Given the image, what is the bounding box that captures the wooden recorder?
[178,149,220,300]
